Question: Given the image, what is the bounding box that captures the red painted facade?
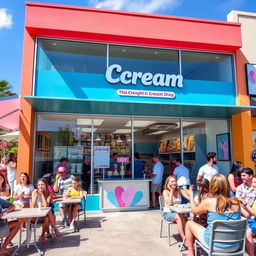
[26,2,241,52]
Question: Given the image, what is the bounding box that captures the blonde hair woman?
[162,175,190,240]
[65,176,84,231]
[184,174,241,256]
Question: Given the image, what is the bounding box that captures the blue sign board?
[35,69,236,105]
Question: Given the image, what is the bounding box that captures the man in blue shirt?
[129,152,145,178]
[149,154,164,208]
[0,198,19,254]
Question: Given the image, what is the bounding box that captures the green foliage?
[0,80,16,97]
[0,142,18,157]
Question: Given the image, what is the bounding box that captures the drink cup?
[38,202,42,210]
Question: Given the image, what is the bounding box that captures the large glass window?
[181,51,234,82]
[109,45,179,74]
[182,119,230,185]
[35,114,132,194]
[35,114,93,187]
[36,39,107,74]
[35,114,231,193]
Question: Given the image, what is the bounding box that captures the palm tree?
[0,80,16,97]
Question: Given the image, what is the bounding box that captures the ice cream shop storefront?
[18,2,254,211]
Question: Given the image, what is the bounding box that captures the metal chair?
[194,219,247,256]
[77,191,87,230]
[159,196,175,246]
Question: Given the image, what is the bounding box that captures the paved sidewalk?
[9,209,185,256]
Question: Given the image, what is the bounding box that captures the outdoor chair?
[194,219,247,256]
[77,191,87,230]
[159,196,175,246]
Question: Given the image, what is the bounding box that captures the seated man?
[236,168,255,204]
[53,166,73,226]
[0,198,19,255]
[239,174,256,256]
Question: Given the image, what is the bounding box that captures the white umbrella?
[0,131,19,142]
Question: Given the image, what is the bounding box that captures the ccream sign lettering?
[105,64,183,88]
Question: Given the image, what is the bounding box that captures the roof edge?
[26,2,241,27]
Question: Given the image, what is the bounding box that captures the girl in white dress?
[162,175,190,240]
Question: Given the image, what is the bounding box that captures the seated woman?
[193,179,209,226]
[13,172,34,208]
[227,161,243,197]
[42,173,56,238]
[184,174,241,256]
[31,178,62,245]
[239,175,256,256]
[0,198,19,255]
[0,173,10,197]
[65,176,84,231]
[162,175,190,241]
[0,157,8,186]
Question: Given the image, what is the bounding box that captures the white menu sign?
[94,146,110,168]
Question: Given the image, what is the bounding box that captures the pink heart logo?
[249,71,256,84]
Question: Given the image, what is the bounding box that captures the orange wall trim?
[17,29,36,179]
[232,111,254,169]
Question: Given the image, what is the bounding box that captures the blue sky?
[0,0,256,94]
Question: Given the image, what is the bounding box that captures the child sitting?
[65,176,84,230]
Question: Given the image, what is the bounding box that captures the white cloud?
[0,8,13,29]
[217,0,244,12]
[89,0,181,13]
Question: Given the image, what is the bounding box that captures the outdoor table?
[168,203,192,214]
[2,207,51,256]
[60,198,81,204]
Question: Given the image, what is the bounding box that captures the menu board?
[94,146,110,168]
[67,146,83,160]
[54,146,67,160]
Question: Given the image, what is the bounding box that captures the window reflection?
[109,45,179,75]
[181,51,233,82]
[37,39,107,74]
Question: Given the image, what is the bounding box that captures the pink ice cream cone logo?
[107,186,143,208]
[219,138,228,160]
[249,71,256,84]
